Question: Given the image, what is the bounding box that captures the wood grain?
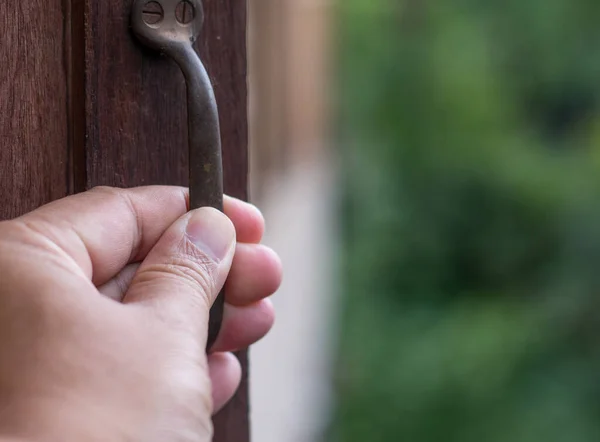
[0,2,69,220]
[0,1,250,438]
[82,1,250,440]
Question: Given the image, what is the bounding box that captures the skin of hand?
[0,186,282,442]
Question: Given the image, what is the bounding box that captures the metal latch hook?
[131,0,224,350]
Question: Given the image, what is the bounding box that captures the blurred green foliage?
[333,1,600,441]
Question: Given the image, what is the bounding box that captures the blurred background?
[247,1,600,441]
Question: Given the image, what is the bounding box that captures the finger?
[208,352,242,414]
[17,186,189,286]
[96,243,282,306]
[223,196,265,244]
[225,244,282,306]
[96,229,279,306]
[124,208,236,339]
[98,263,141,301]
[16,187,264,288]
[95,207,264,304]
[211,299,275,353]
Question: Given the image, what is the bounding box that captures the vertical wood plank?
[83,0,188,189]
[1,2,250,439]
[0,2,69,220]
[202,3,250,440]
[82,0,250,440]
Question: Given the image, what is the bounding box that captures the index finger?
[16,186,263,286]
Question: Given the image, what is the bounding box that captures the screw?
[176,0,195,25]
[142,1,164,25]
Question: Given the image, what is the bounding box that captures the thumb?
[123,207,235,338]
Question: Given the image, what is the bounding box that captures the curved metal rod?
[131,0,224,350]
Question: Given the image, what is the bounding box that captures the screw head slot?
[142,1,164,25]
[132,0,204,50]
[176,0,195,25]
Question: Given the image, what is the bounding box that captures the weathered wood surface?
[82,1,250,440]
[0,2,70,220]
[1,1,250,440]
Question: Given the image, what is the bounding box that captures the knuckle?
[90,187,136,214]
[89,187,142,259]
[0,219,19,238]
[88,186,127,209]
[136,244,218,305]
[173,235,220,293]
[90,187,136,219]
[0,219,49,250]
[172,254,216,294]
[0,221,21,255]
[89,185,119,196]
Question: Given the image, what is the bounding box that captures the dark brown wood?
[0,2,70,220]
[203,4,251,439]
[1,2,249,439]
[81,1,250,441]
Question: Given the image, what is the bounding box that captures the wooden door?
[0,1,250,440]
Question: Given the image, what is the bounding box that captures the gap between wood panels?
[64,0,87,194]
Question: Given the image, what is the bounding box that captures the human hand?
[0,186,281,442]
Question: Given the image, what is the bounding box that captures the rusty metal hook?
[131,0,224,350]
